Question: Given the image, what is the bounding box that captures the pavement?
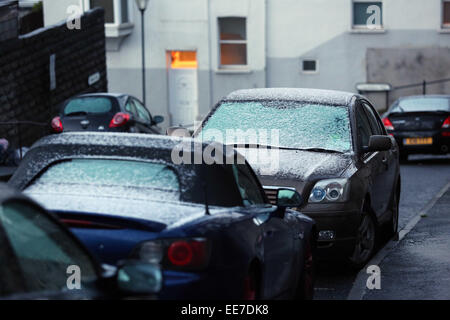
[357,182,450,300]
[315,155,450,300]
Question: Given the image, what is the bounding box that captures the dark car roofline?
[396,94,450,101]
[29,132,243,160]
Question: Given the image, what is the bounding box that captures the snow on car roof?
[224,88,356,106]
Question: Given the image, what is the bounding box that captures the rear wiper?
[65,111,88,117]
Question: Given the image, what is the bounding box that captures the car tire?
[295,237,316,300]
[387,191,399,239]
[347,212,377,270]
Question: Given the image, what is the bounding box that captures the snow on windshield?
[200,101,352,153]
[26,159,181,202]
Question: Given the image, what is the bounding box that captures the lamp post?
[135,0,150,106]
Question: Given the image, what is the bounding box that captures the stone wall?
[0,7,107,148]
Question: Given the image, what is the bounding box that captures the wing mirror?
[152,115,164,125]
[365,135,392,152]
[166,126,191,137]
[276,188,303,208]
[116,260,162,295]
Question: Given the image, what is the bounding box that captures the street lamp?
[135,0,150,106]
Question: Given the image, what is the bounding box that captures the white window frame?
[83,0,133,27]
[442,0,450,28]
[301,59,319,74]
[351,0,384,31]
[218,16,248,70]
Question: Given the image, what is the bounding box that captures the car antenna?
[203,181,210,215]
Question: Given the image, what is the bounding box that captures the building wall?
[266,0,450,110]
[42,0,450,123]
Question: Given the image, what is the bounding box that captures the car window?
[200,101,352,153]
[26,159,181,203]
[0,201,97,294]
[355,104,373,150]
[232,164,266,206]
[362,101,384,135]
[125,100,138,117]
[392,97,450,112]
[64,97,113,115]
[133,99,152,124]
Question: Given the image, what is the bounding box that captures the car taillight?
[134,238,210,270]
[382,117,394,131]
[51,116,63,133]
[109,112,130,128]
[442,117,450,129]
[167,240,208,268]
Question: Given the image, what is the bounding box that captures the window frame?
[442,0,450,28]
[351,0,384,31]
[218,17,248,69]
[302,59,319,74]
[83,0,132,27]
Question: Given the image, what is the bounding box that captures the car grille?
[264,188,278,205]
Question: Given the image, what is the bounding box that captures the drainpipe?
[207,0,214,109]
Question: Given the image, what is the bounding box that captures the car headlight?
[309,179,350,203]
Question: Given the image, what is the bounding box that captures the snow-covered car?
[193,88,401,269]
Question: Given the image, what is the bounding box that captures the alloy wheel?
[349,214,376,267]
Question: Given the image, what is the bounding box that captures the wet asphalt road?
[314,154,450,300]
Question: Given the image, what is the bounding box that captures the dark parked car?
[0,184,162,300]
[193,88,401,268]
[382,95,450,161]
[51,93,164,134]
[9,132,316,300]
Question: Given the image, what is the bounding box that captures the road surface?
[314,154,450,300]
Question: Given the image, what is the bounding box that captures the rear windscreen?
[392,97,450,113]
[63,97,113,115]
[26,159,181,202]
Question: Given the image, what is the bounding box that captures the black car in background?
[194,88,401,269]
[51,93,164,134]
[0,184,162,300]
[9,132,316,300]
[382,95,450,161]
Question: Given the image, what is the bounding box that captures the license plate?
[403,137,433,145]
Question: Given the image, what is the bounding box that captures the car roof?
[224,88,357,106]
[75,92,128,99]
[10,133,247,207]
[397,94,450,101]
[30,132,234,155]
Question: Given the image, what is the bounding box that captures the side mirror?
[166,126,191,137]
[153,115,164,125]
[276,188,303,208]
[116,260,162,295]
[365,135,392,152]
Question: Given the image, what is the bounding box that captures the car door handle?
[382,157,388,164]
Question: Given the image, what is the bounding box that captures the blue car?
[9,132,316,300]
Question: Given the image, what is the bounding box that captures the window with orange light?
[218,17,247,67]
[170,51,198,69]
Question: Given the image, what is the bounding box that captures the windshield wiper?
[297,147,344,154]
[227,143,344,153]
